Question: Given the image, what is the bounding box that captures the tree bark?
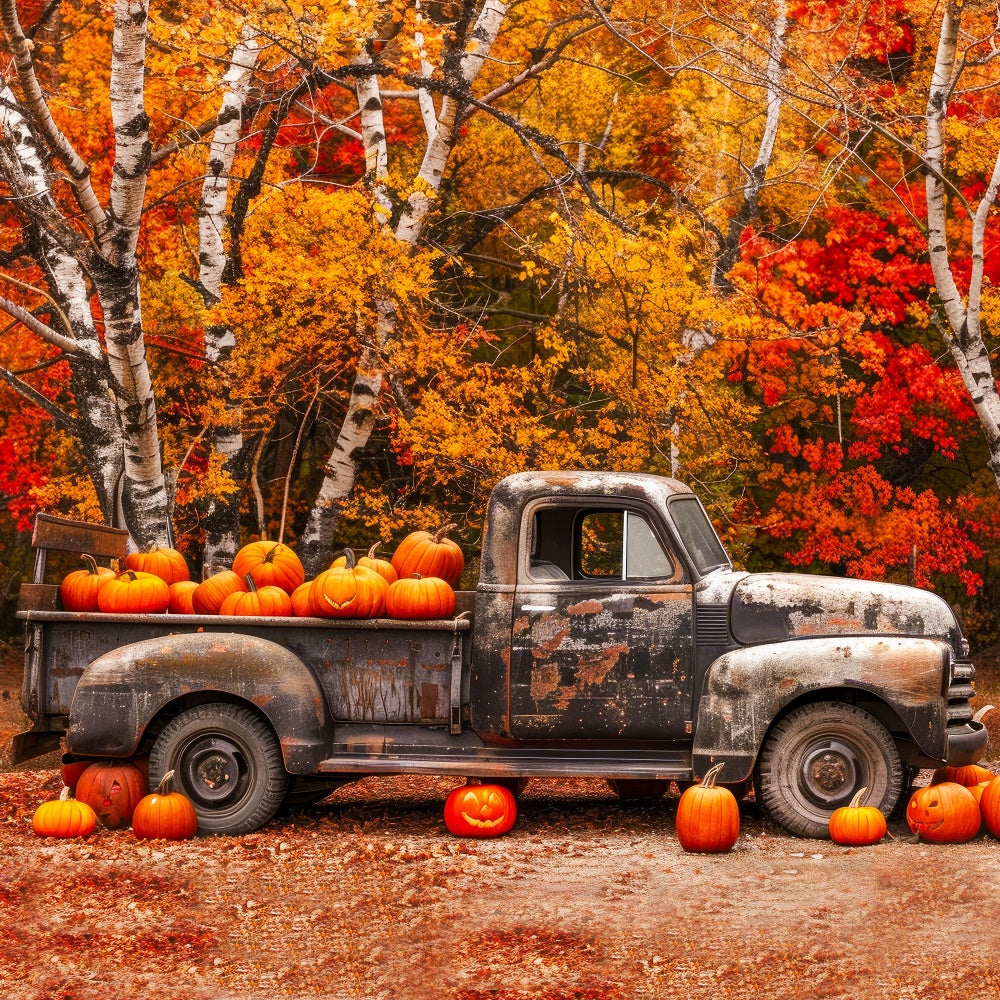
[924,2,1000,489]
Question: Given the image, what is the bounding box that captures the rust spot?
[567,599,603,615]
[531,627,571,657]
[577,644,629,686]
[421,682,438,718]
[530,661,561,702]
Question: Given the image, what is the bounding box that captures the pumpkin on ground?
[828,786,887,846]
[385,574,456,620]
[60,554,116,612]
[125,542,189,585]
[191,570,248,615]
[906,781,981,843]
[310,549,388,618]
[219,575,293,617]
[930,763,995,787]
[75,760,148,830]
[168,580,199,614]
[132,770,199,840]
[676,762,740,853]
[444,783,517,838]
[979,776,1000,838]
[32,786,98,838]
[232,541,305,595]
[97,570,170,614]
[391,524,465,587]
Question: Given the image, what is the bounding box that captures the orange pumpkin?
[310,549,388,618]
[75,760,148,830]
[385,573,456,620]
[931,763,995,787]
[125,542,189,585]
[828,786,887,846]
[906,781,981,843]
[167,579,198,614]
[97,570,170,614]
[979,776,1000,838]
[391,524,465,587]
[60,554,116,612]
[444,783,517,838]
[333,543,398,586]
[290,581,315,617]
[219,575,293,617]
[676,762,740,853]
[232,541,305,595]
[32,786,98,838]
[132,770,199,840]
[191,570,248,615]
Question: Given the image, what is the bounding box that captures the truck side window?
[578,510,676,580]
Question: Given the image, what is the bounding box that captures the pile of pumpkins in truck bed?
[58,525,464,621]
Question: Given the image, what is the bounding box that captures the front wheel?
[755,701,902,838]
[149,703,288,835]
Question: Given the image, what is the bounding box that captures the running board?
[317,747,692,781]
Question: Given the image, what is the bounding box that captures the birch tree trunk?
[198,29,261,574]
[924,2,1000,489]
[297,1,510,574]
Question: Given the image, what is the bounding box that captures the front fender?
[67,632,334,773]
[692,636,951,782]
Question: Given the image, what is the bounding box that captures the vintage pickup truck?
[14,470,987,837]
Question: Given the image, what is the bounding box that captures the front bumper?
[946,720,989,765]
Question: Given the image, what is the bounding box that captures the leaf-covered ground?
[4,645,1000,1000]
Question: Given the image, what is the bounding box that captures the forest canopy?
[1,0,1000,644]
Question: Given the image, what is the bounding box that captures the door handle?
[521,604,556,613]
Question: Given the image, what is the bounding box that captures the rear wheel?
[755,701,902,838]
[149,703,288,835]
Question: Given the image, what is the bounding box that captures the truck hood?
[729,572,964,651]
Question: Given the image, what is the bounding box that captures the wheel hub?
[180,736,249,808]
[800,739,859,807]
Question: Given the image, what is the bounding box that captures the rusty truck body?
[14,470,987,837]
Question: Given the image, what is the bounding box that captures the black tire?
[149,703,288,835]
[755,701,902,838]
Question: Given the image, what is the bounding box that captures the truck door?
[509,502,695,740]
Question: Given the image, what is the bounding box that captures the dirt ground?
[3,640,1000,1000]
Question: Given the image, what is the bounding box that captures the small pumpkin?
[191,569,248,615]
[232,541,305,595]
[168,579,199,614]
[391,524,465,587]
[219,574,293,617]
[979,776,1000,838]
[290,581,315,617]
[75,760,148,830]
[32,786,98,838]
[444,783,517,838]
[333,543,398,586]
[97,570,170,614]
[310,548,388,618]
[60,554,116,612]
[828,786,887,846]
[385,573,456,620]
[930,763,995,787]
[906,781,981,843]
[132,770,199,840]
[125,542,189,585]
[676,762,740,853]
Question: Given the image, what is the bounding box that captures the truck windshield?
[668,497,730,575]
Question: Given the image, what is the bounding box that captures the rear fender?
[67,632,333,773]
[692,636,951,783]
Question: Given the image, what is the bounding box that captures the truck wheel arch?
[67,632,335,774]
[692,636,951,783]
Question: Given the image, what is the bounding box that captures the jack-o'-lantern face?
[906,782,980,844]
[443,784,517,838]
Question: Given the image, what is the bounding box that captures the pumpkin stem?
[81,553,99,575]
[59,785,72,801]
[973,704,995,723]
[433,523,458,543]
[156,770,178,795]
[366,543,381,559]
[700,762,725,788]
[243,573,258,593]
[262,543,286,565]
[849,786,869,809]
[341,547,357,568]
